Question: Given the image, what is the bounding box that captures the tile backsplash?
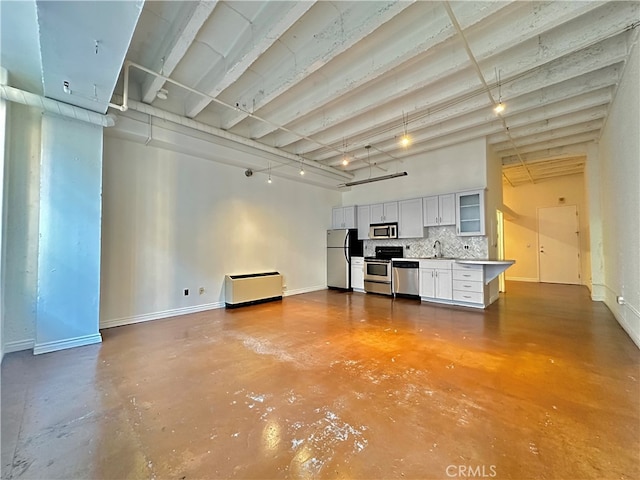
[364,226,488,259]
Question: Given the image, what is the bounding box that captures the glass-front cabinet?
[455,190,485,236]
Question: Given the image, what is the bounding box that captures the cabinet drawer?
[453,268,483,282]
[453,290,484,304]
[453,279,483,293]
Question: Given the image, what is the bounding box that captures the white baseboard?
[591,283,606,301]
[4,338,35,354]
[604,288,640,350]
[100,301,225,329]
[33,333,102,355]
[283,285,327,296]
[506,276,539,282]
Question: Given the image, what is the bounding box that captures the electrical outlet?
[183,288,189,296]
[199,287,205,295]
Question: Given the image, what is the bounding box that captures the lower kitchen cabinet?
[452,263,488,307]
[351,256,365,292]
[419,260,452,302]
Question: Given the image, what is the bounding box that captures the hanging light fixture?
[493,68,505,114]
[267,162,272,184]
[299,157,305,176]
[341,138,349,166]
[399,111,411,148]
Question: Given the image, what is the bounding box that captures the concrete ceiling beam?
[140,1,217,104]
[502,145,590,165]
[497,131,600,157]
[184,1,316,119]
[257,2,632,151]
[246,0,604,141]
[309,61,620,165]
[243,1,517,140]
[218,0,415,130]
[278,29,629,157]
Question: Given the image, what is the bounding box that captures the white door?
[538,205,580,284]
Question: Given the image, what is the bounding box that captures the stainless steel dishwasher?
[392,260,420,297]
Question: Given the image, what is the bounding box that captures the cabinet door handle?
[435,216,438,223]
[439,216,441,223]
[431,271,434,278]
[464,284,471,288]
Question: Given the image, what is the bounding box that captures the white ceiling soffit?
[0,0,43,94]
[37,0,144,113]
[112,0,639,184]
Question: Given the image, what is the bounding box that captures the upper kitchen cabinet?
[356,205,371,240]
[370,202,398,224]
[398,198,424,239]
[423,194,456,227]
[332,206,357,229]
[455,190,485,236]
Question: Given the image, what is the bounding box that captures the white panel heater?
[224,272,283,308]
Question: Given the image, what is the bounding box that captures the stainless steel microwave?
[369,223,398,239]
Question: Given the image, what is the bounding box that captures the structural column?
[34,113,103,354]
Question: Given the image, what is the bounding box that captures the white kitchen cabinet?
[351,256,365,292]
[455,190,485,236]
[419,260,453,301]
[356,205,370,240]
[423,194,456,227]
[332,206,357,229]
[452,263,486,306]
[398,198,424,238]
[370,201,398,224]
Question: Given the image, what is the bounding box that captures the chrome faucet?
[433,240,442,258]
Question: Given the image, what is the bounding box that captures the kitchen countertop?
[397,258,515,284]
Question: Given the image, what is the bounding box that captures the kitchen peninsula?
[413,258,515,309]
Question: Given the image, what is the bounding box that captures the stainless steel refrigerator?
[327,229,363,289]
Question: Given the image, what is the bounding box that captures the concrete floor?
[2,282,639,479]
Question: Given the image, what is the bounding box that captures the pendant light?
[493,68,505,114]
[399,111,411,148]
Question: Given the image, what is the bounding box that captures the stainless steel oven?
[364,246,403,296]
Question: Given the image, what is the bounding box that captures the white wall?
[485,144,504,261]
[0,67,7,362]
[341,138,487,205]
[100,136,340,327]
[597,39,640,348]
[3,103,41,353]
[503,173,591,285]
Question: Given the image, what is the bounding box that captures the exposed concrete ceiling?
[3,1,639,188]
[116,0,639,186]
